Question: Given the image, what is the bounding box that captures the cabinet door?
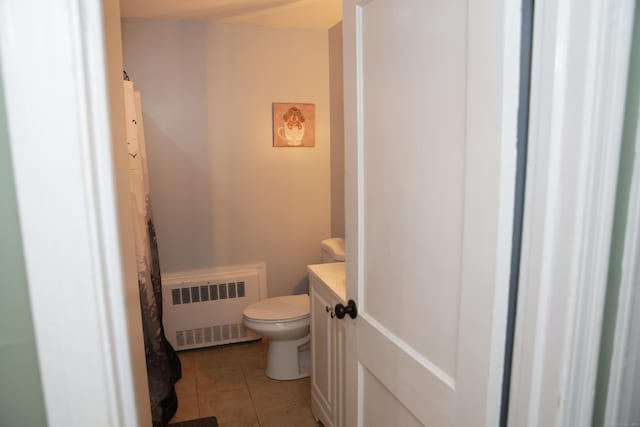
[310,282,334,426]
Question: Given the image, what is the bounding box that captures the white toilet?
[242,238,345,380]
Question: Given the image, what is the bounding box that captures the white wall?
[328,22,345,238]
[122,19,331,297]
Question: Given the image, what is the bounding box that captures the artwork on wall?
[272,102,316,147]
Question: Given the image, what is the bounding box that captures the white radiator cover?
[162,263,267,350]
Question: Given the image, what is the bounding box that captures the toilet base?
[265,334,311,380]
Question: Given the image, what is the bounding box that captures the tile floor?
[169,339,319,427]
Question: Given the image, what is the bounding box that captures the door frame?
[507,0,636,425]
[601,11,640,421]
[604,87,640,425]
[0,0,150,425]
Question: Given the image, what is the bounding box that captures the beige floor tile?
[172,367,199,423]
[240,341,276,383]
[196,342,262,371]
[253,338,270,353]
[243,371,309,392]
[176,352,198,385]
[258,406,319,427]
[197,365,247,394]
[196,347,241,371]
[198,386,258,424]
[249,380,310,419]
[243,370,275,389]
[241,360,267,381]
[244,339,268,356]
[177,349,199,379]
[296,377,312,405]
[175,376,198,399]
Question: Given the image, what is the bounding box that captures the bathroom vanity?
[308,262,346,427]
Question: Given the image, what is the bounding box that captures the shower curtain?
[124,79,182,426]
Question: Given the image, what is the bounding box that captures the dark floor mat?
[169,416,218,427]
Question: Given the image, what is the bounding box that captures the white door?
[342,0,521,426]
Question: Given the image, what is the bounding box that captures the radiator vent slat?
[229,283,236,298]
[222,324,230,340]
[200,285,209,301]
[170,282,251,305]
[230,323,239,339]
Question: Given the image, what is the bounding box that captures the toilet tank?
[321,238,345,263]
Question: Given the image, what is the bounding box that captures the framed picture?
[272,102,316,147]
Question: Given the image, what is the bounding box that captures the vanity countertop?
[307,262,346,303]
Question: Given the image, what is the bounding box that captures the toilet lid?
[243,294,310,322]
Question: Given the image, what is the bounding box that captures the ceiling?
[120,0,343,30]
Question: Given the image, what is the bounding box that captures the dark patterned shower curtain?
[124,80,182,426]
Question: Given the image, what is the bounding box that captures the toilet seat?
[243,294,310,323]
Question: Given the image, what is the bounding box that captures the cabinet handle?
[334,300,358,319]
[326,305,330,313]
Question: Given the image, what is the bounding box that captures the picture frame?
[272,102,316,147]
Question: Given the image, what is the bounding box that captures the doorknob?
[334,300,358,319]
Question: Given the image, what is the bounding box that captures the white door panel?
[361,0,466,376]
[362,367,424,427]
[344,0,521,425]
